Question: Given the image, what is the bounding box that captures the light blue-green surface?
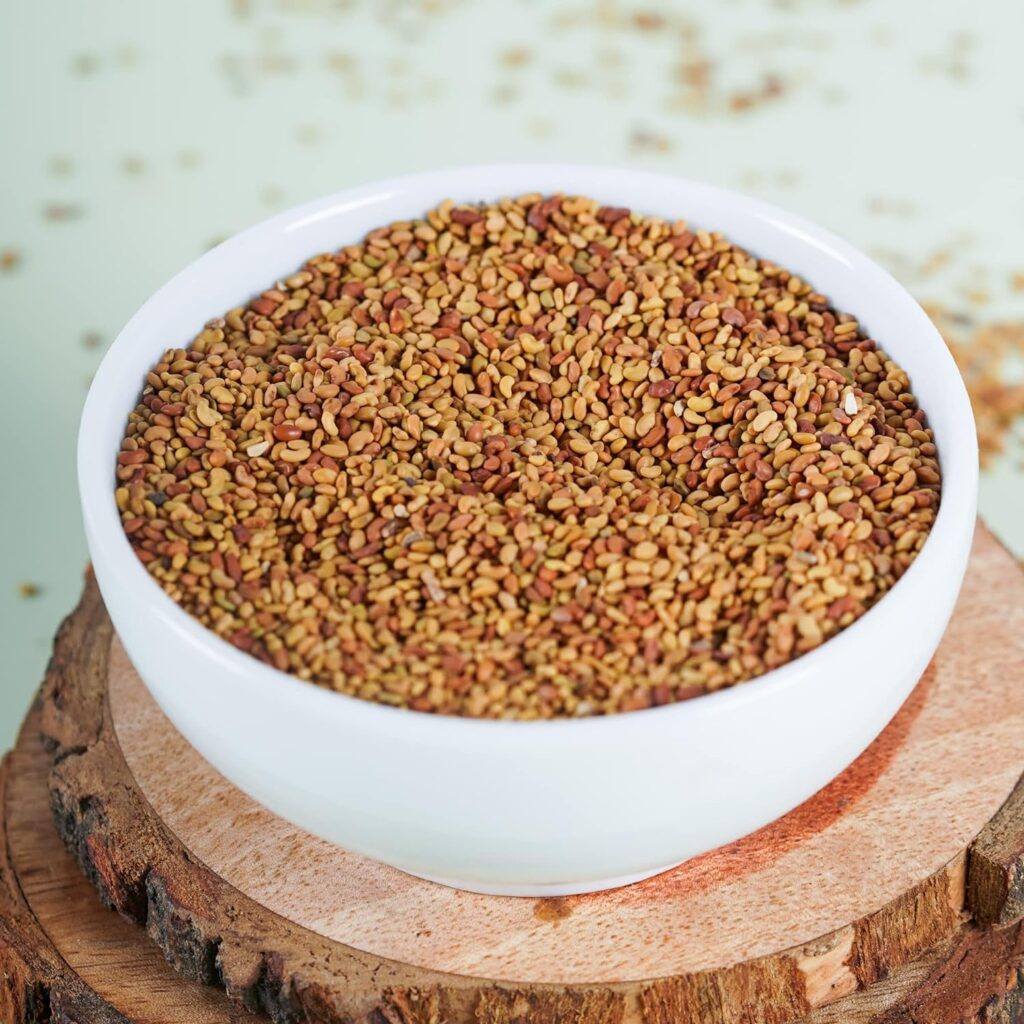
[2,0,1022,748]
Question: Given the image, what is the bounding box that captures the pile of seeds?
[116,194,941,718]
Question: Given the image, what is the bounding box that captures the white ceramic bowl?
[79,165,978,896]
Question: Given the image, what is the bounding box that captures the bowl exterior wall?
[80,165,978,893]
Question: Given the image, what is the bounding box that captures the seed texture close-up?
[115,194,941,719]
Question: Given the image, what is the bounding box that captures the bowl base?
[403,861,683,897]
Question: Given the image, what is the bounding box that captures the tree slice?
[13,522,1024,1023]
[3,704,1023,1024]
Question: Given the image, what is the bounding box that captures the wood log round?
[2,703,1023,1024]
[0,522,1022,1022]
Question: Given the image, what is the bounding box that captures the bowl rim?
[78,161,979,736]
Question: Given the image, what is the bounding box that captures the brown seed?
[273,423,303,442]
[633,541,658,561]
[660,347,683,375]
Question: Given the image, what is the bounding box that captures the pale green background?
[2,0,1022,749]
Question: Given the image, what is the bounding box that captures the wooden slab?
[107,523,1024,984]
[22,521,1024,1023]
[2,701,1023,1024]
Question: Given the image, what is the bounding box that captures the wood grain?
[4,522,1021,1023]
[105,524,1024,984]
[0,747,128,1024]
[3,708,1022,1023]
[4,715,253,1023]
[970,780,1024,927]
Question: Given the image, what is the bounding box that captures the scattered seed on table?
[120,155,147,176]
[116,194,942,719]
[928,303,1024,467]
[49,155,74,177]
[42,202,83,222]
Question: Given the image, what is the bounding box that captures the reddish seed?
[273,423,303,441]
